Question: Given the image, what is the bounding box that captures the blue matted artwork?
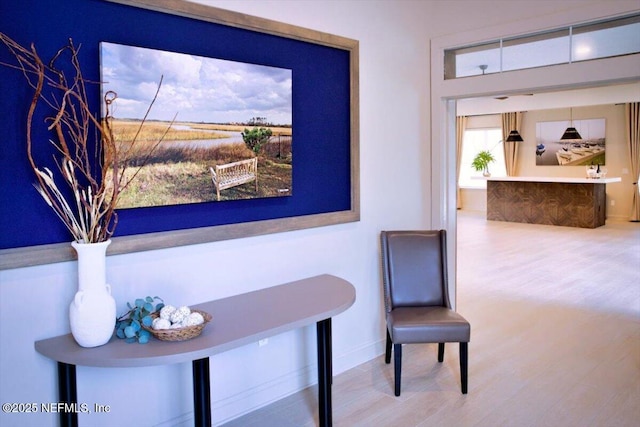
[0,0,359,267]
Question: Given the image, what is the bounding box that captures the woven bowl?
[144,309,212,342]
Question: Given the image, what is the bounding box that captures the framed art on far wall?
[535,118,605,166]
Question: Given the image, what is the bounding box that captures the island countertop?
[485,176,621,184]
[485,177,620,228]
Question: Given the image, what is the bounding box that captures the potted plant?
[472,150,496,177]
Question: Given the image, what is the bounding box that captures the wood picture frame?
[0,0,359,269]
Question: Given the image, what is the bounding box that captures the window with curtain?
[459,128,506,188]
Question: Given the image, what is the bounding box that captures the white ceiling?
[457,81,640,116]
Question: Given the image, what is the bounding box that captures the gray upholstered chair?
[380,230,470,396]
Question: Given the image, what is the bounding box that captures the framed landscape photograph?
[100,41,293,208]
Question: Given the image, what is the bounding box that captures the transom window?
[445,13,640,79]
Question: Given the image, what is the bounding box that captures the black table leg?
[192,358,211,427]
[57,362,78,427]
[316,318,332,427]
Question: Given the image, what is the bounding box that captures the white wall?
[1,1,638,426]
[460,188,487,213]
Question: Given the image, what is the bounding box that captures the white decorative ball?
[170,306,191,324]
[182,312,205,327]
[159,305,176,320]
[152,318,171,330]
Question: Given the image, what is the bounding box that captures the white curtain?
[625,102,640,222]
[501,112,523,176]
[456,116,467,209]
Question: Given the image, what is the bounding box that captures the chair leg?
[385,329,392,364]
[438,342,445,362]
[460,342,468,394]
[394,343,402,396]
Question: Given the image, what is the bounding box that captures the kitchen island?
[486,176,621,228]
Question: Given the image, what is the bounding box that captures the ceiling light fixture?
[506,130,524,142]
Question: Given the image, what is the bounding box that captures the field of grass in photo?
[111,120,230,142]
[189,122,292,136]
[111,120,292,141]
[109,120,292,208]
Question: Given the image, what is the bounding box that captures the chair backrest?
[380,230,451,313]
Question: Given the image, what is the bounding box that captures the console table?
[35,274,356,427]
[486,176,621,228]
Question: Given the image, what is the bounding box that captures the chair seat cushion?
[388,306,470,344]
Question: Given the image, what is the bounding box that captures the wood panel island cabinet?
[486,177,621,228]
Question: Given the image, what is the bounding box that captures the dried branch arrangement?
[0,33,170,243]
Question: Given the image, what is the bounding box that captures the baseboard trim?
[207,339,382,425]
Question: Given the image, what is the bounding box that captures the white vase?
[69,239,116,348]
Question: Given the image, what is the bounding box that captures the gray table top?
[35,274,356,367]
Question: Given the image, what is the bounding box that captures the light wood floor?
[221,212,640,427]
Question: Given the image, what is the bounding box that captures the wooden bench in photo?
[209,157,258,201]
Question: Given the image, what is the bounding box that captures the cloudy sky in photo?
[100,42,292,125]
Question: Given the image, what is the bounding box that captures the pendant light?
[505,130,524,142]
[561,107,582,140]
